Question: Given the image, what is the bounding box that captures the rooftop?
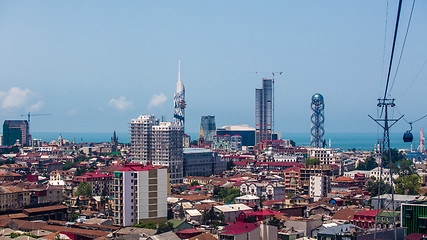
[221,222,258,235]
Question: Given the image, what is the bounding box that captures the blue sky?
[0,1,426,137]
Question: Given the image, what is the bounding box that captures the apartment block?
[130,115,184,183]
[113,163,168,227]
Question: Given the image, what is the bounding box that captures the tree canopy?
[75,182,93,198]
[365,179,392,197]
[395,174,420,195]
[356,157,378,170]
[305,158,320,166]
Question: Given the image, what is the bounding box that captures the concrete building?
[214,204,252,223]
[113,163,168,226]
[299,164,340,195]
[3,120,31,146]
[309,175,330,201]
[372,194,423,210]
[73,172,113,196]
[200,115,216,143]
[255,78,273,145]
[183,148,226,177]
[130,115,184,183]
[307,148,344,173]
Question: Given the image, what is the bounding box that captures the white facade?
[309,175,330,201]
[214,204,252,223]
[113,164,168,227]
[131,115,183,183]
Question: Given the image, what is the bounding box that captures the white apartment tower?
[113,163,168,226]
[130,115,184,183]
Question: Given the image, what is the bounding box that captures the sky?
[0,1,426,138]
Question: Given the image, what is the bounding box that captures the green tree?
[190,181,199,187]
[393,159,416,177]
[305,158,320,166]
[157,222,173,234]
[227,161,235,170]
[75,182,93,197]
[63,161,76,170]
[215,188,240,204]
[383,149,405,165]
[356,157,378,170]
[395,174,420,195]
[75,166,87,176]
[365,179,392,197]
[132,221,157,229]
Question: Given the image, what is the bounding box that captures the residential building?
[212,134,242,152]
[309,175,330,201]
[307,148,344,173]
[213,204,252,223]
[130,115,184,183]
[113,163,168,226]
[0,186,30,211]
[235,195,260,207]
[219,222,261,240]
[183,148,226,177]
[73,172,113,196]
[372,194,422,210]
[299,164,340,195]
[283,167,300,193]
[377,210,400,229]
[351,210,381,230]
[3,120,31,146]
[151,122,183,183]
[402,201,427,235]
[240,182,286,200]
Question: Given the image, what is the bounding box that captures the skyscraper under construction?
[255,78,273,144]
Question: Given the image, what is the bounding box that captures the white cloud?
[148,93,167,109]
[28,100,45,111]
[0,87,43,110]
[109,96,133,110]
[67,109,77,116]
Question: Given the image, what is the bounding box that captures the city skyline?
[0,1,426,136]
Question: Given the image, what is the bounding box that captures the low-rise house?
[235,195,260,207]
[351,210,381,229]
[214,204,252,223]
[219,222,260,240]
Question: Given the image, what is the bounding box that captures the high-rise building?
[311,93,325,148]
[255,78,273,144]
[130,115,159,164]
[151,122,184,183]
[2,120,31,146]
[174,61,186,132]
[113,163,168,226]
[130,115,184,183]
[200,115,216,143]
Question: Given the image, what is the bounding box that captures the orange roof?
[333,176,356,182]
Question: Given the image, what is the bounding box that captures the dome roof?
[312,93,324,101]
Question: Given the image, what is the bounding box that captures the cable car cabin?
[403,131,413,142]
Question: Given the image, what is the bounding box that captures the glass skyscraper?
[255,78,273,144]
[200,115,216,143]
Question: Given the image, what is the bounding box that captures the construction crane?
[21,112,52,124]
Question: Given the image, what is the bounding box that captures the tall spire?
[174,60,186,131]
[176,60,184,93]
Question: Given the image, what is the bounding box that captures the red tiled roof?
[262,198,287,206]
[251,209,283,216]
[284,167,301,172]
[356,210,381,217]
[221,222,258,235]
[254,162,304,167]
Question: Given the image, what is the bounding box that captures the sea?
[30,131,419,151]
